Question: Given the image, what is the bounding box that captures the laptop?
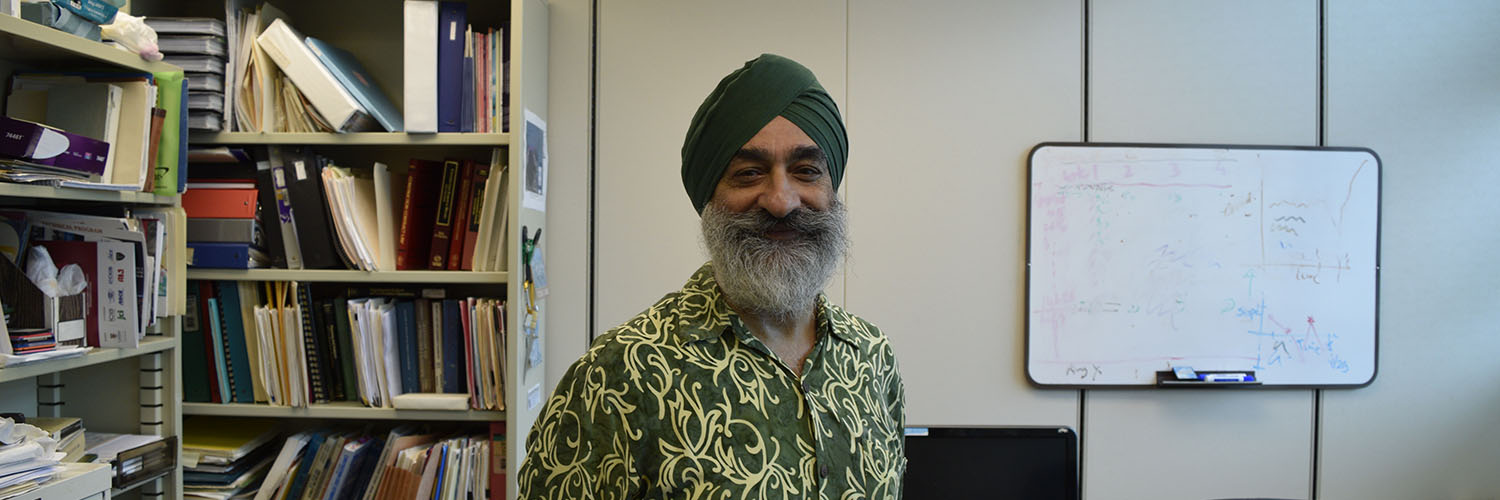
[903,426,1080,500]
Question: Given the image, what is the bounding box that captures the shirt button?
[819,464,829,478]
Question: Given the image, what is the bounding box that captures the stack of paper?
[0,417,64,499]
[183,417,279,500]
[320,166,381,271]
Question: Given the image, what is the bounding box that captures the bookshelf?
[127,0,552,498]
[186,269,509,284]
[0,13,178,73]
[0,335,177,384]
[183,401,505,421]
[191,132,511,146]
[0,11,186,500]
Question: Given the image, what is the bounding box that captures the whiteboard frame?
[1024,142,1382,389]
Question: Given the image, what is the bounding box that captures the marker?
[1200,373,1253,382]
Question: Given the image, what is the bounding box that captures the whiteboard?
[1026,143,1380,387]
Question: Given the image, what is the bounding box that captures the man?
[518,54,905,499]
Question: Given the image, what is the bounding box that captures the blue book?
[396,300,420,394]
[177,77,189,193]
[285,432,326,500]
[441,299,463,393]
[436,2,466,132]
[186,242,268,269]
[206,298,231,402]
[305,37,404,133]
[214,281,254,403]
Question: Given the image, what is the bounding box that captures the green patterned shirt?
[519,263,906,499]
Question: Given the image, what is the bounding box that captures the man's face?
[712,116,835,218]
[700,116,847,321]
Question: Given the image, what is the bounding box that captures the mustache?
[718,206,841,240]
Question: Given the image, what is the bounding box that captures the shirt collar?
[672,262,859,347]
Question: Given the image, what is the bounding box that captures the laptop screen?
[903,426,1079,500]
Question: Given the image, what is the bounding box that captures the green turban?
[681,54,848,214]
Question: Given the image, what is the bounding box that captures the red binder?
[182,188,258,219]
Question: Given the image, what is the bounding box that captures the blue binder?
[436,2,467,132]
[305,37,404,132]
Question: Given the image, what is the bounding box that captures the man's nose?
[758,169,802,218]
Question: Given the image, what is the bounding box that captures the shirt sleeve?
[885,340,907,499]
[516,343,644,499]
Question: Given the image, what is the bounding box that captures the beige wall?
[545,1,1500,498]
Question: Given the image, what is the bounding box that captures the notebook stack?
[6,328,56,355]
[182,417,279,500]
[148,17,229,132]
[182,173,268,269]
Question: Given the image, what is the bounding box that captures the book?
[440,299,463,393]
[414,298,434,392]
[206,293,233,403]
[182,188,258,219]
[186,218,259,243]
[318,299,347,401]
[296,282,329,404]
[331,297,359,402]
[461,26,475,133]
[446,160,475,270]
[460,163,490,270]
[372,162,405,271]
[236,281,268,403]
[395,300,419,394]
[214,281,255,403]
[182,284,210,402]
[257,19,378,133]
[427,159,460,269]
[304,37,403,133]
[436,2,467,133]
[403,0,439,133]
[19,1,101,41]
[252,432,310,500]
[187,242,268,269]
[396,159,442,270]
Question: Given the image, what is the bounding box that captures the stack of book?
[183,175,268,269]
[255,425,500,500]
[1,70,189,195]
[5,329,56,355]
[17,0,120,42]
[183,280,509,411]
[183,417,280,500]
[29,417,86,463]
[148,17,230,132]
[403,1,507,133]
[227,7,397,133]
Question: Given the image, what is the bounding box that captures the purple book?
[0,115,109,179]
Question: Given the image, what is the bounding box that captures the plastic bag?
[24,246,60,297]
[102,12,163,62]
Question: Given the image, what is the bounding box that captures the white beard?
[700,198,848,322]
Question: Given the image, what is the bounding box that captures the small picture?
[522,109,547,212]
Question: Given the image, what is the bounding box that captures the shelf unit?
[0,336,177,384]
[190,132,511,146]
[124,1,552,498]
[0,11,186,500]
[186,269,509,284]
[182,401,505,421]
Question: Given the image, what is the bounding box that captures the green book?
[151,70,184,196]
[333,297,359,401]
